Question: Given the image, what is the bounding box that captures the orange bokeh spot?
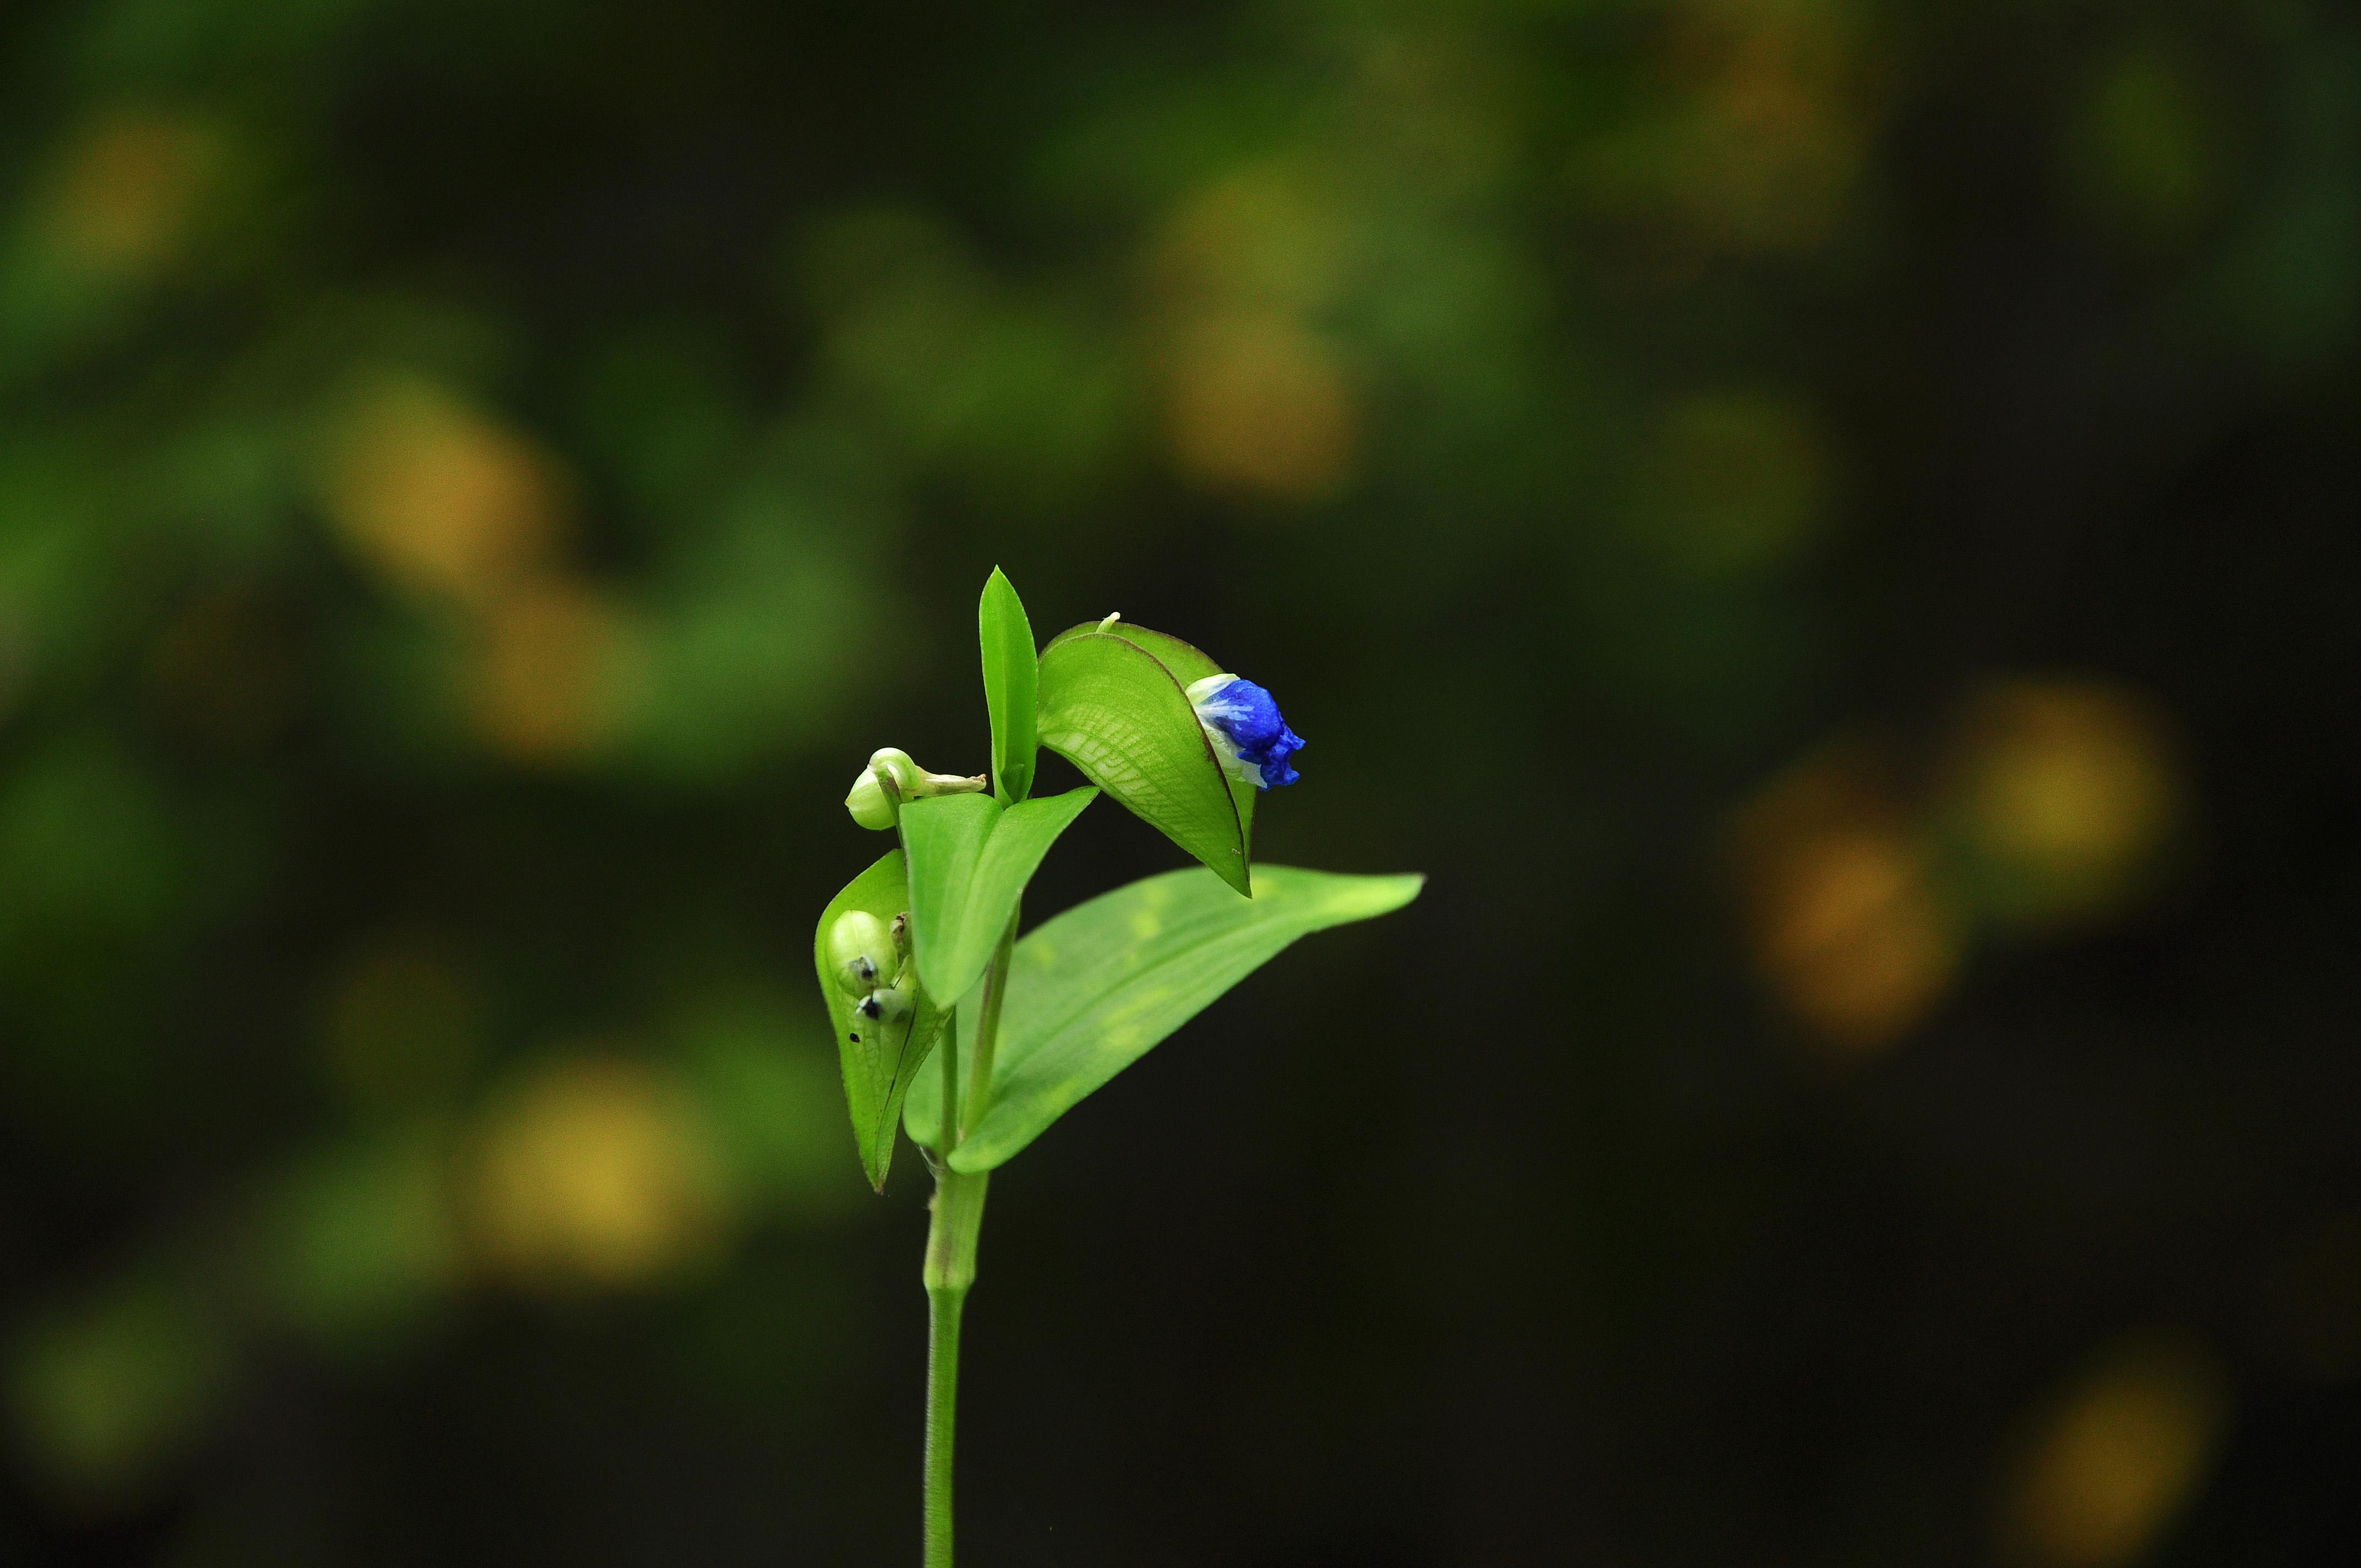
[2003,1331,2228,1567]
[37,108,217,277]
[468,575,637,764]
[319,375,571,607]
[1163,311,1359,503]
[1733,753,1960,1053]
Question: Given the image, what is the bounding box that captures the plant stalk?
[964,908,1018,1140]
[921,916,1015,1566]
[921,1167,983,1568]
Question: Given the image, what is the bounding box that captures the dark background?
[3,0,2357,1563]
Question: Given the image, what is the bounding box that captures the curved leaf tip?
[1036,629,1253,895]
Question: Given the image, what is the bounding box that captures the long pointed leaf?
[981,568,1038,804]
[815,850,950,1191]
[905,864,1422,1169]
[902,787,1098,1005]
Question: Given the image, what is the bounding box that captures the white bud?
[828,910,899,995]
[853,975,914,1025]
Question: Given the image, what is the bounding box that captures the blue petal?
[1254,725,1304,788]
[1192,678,1304,790]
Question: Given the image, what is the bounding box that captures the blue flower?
[1186,675,1304,790]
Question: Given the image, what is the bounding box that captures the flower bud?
[1185,674,1303,791]
[828,910,900,995]
[844,747,988,830]
[845,765,900,830]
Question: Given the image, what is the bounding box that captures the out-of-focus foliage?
[1,0,2356,1560]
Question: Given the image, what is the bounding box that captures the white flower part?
[1185,672,1255,787]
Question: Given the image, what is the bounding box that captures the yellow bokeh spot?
[2004,1331,2228,1568]
[319,375,572,606]
[1733,754,1960,1053]
[35,107,219,277]
[1946,680,2178,924]
[469,1057,728,1292]
[1164,311,1359,503]
[1152,167,1350,319]
[468,575,639,764]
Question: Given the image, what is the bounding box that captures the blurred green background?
[3,0,2357,1562]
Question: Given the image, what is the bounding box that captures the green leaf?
[905,864,1423,1170]
[980,568,1038,804]
[1043,619,1262,868]
[901,786,1098,1005]
[1036,629,1252,895]
[1046,618,1221,685]
[814,850,951,1191]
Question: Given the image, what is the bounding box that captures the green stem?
[922,920,1013,1567]
[964,909,1018,1140]
[921,1170,982,1567]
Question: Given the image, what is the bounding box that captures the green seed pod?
[827,909,899,995]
